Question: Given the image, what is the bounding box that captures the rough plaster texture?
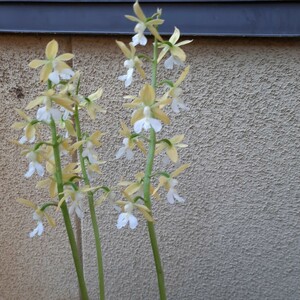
[1,35,300,300]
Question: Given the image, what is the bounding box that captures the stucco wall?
[1,35,300,300]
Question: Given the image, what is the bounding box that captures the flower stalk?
[74,104,105,300]
[49,115,89,300]
[143,36,166,300]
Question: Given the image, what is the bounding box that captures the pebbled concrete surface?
[1,35,300,299]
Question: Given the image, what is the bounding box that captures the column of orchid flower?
[13,40,109,300]
[115,2,192,299]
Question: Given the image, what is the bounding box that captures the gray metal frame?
[0,1,300,36]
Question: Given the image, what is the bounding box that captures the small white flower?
[164,55,184,70]
[29,212,44,238]
[171,87,189,113]
[68,192,84,219]
[117,202,138,229]
[166,179,185,204]
[82,141,98,164]
[118,59,135,87]
[25,151,44,178]
[134,106,162,133]
[115,138,134,160]
[37,106,61,123]
[132,22,147,46]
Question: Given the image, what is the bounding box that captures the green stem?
[74,105,105,300]
[50,117,89,300]
[143,37,167,300]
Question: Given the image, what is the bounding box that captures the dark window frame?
[0,1,300,36]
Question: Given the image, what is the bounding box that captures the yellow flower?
[126,84,171,133]
[12,109,37,144]
[168,66,190,113]
[155,135,188,163]
[116,122,146,159]
[80,88,106,120]
[153,164,190,203]
[36,162,81,198]
[17,198,56,237]
[116,192,154,229]
[158,27,192,69]
[29,40,74,83]
[125,1,164,46]
[116,41,146,87]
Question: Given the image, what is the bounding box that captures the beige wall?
[1,35,300,300]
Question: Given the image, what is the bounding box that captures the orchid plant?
[115,2,191,299]
[13,40,109,300]
[13,1,191,299]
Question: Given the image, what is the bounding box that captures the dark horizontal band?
[0,1,300,36]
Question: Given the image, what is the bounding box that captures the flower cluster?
[13,40,107,237]
[115,1,191,229]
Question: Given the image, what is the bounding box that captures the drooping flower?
[116,138,134,160]
[168,66,190,113]
[68,191,85,219]
[29,40,74,83]
[116,193,154,229]
[166,178,185,204]
[17,198,56,238]
[80,88,106,120]
[116,41,146,87]
[12,109,37,144]
[72,131,104,164]
[125,1,164,46]
[29,211,44,238]
[116,122,145,159]
[158,27,192,69]
[155,135,188,163]
[117,202,138,229]
[153,164,189,204]
[24,149,45,178]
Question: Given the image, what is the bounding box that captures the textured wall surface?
[1,35,300,300]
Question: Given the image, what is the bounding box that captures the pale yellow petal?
[17,198,37,210]
[40,63,52,82]
[170,27,180,44]
[29,59,46,69]
[88,88,103,101]
[152,107,170,124]
[125,182,141,195]
[171,46,186,62]
[56,53,74,61]
[171,163,190,178]
[140,84,155,106]
[175,66,190,87]
[116,40,131,58]
[26,96,44,110]
[133,1,146,20]
[131,108,144,125]
[44,212,56,227]
[166,146,178,163]
[45,40,58,60]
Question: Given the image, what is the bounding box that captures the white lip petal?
[35,162,45,177]
[134,118,145,133]
[125,149,134,160]
[128,214,138,229]
[164,55,175,70]
[116,146,126,159]
[49,71,60,84]
[25,162,36,178]
[149,118,162,132]
[117,213,128,229]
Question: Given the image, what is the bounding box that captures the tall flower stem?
[74,105,105,300]
[49,117,89,300]
[143,37,167,300]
